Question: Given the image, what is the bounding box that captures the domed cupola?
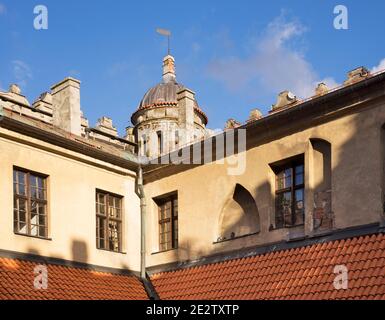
[131,55,209,158]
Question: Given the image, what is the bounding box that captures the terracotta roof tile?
[0,256,148,300]
[151,233,385,300]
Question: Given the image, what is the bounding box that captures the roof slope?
[150,233,385,300]
[0,257,148,300]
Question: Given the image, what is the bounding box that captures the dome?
[132,54,208,125]
[139,80,185,109]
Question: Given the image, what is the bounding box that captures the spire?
[162,55,176,83]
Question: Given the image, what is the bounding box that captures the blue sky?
[1,0,385,134]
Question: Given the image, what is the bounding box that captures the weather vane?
[156,28,171,55]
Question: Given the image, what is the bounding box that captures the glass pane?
[31,187,37,199]
[31,201,37,214]
[276,168,292,190]
[37,177,45,189]
[294,189,305,225]
[19,210,26,223]
[295,173,304,186]
[276,192,292,227]
[30,225,38,237]
[165,201,171,219]
[96,193,106,215]
[18,222,27,234]
[97,217,106,249]
[296,165,304,174]
[38,226,46,238]
[30,175,37,188]
[108,221,120,252]
[17,172,25,185]
[18,183,26,196]
[39,215,46,226]
[38,203,45,215]
[31,212,38,225]
[19,199,26,212]
[295,165,304,186]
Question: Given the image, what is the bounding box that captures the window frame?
[13,167,49,239]
[95,189,123,253]
[272,156,305,229]
[156,193,178,252]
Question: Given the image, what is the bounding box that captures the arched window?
[217,184,260,241]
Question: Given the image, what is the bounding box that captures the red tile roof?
[150,233,385,300]
[0,257,148,300]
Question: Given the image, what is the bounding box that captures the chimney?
[163,55,176,83]
[177,88,195,145]
[51,77,81,136]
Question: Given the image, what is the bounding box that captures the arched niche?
[217,184,260,241]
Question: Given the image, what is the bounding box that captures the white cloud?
[371,58,385,74]
[207,15,338,99]
[0,3,6,15]
[12,60,32,88]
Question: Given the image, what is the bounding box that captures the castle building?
[1,55,385,300]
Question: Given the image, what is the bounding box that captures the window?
[273,157,304,229]
[157,131,163,155]
[157,194,178,252]
[13,168,48,238]
[141,134,148,156]
[96,190,123,252]
[175,131,179,147]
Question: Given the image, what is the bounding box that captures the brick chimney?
[51,77,81,136]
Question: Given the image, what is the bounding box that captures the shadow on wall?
[72,240,88,264]
[217,184,260,241]
[173,240,205,262]
[176,97,385,263]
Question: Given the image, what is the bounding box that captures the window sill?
[269,224,304,231]
[213,232,259,244]
[151,248,178,255]
[96,248,126,255]
[14,232,52,241]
